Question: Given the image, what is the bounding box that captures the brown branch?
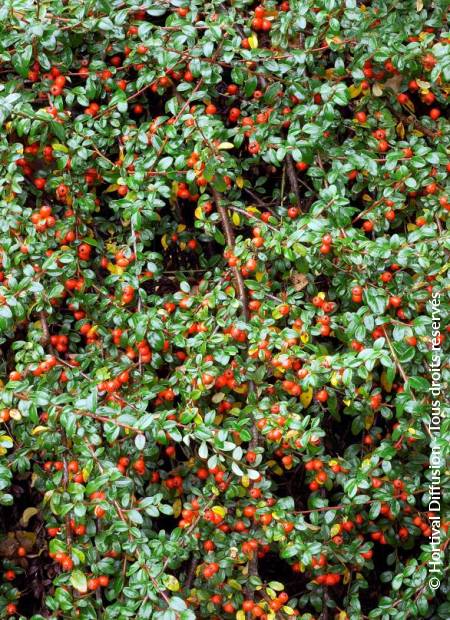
[39,311,50,345]
[320,587,329,620]
[211,191,259,452]
[211,187,250,323]
[211,186,260,591]
[352,195,386,224]
[397,112,436,139]
[185,556,198,590]
[285,154,302,211]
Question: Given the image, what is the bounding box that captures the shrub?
[0,1,449,619]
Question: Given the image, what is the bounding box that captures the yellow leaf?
[248,33,258,49]
[330,372,340,387]
[212,505,226,518]
[317,291,326,300]
[163,575,180,592]
[282,607,296,616]
[0,448,6,456]
[241,475,250,488]
[300,332,309,344]
[211,392,225,403]
[396,122,405,139]
[232,212,240,226]
[105,184,119,193]
[31,426,48,435]
[330,524,341,537]
[236,610,246,620]
[407,223,417,232]
[194,206,203,219]
[106,242,118,254]
[52,143,69,153]
[20,507,38,527]
[172,499,182,518]
[106,262,124,275]
[416,0,423,9]
[404,99,415,113]
[43,490,53,504]
[343,568,351,585]
[161,235,168,250]
[218,142,234,150]
[348,84,362,99]
[364,413,374,430]
[9,409,21,421]
[255,271,264,282]
[177,224,186,233]
[372,82,383,97]
[300,387,313,408]
[380,370,393,393]
[236,176,244,188]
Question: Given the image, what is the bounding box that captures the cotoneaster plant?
[0,1,449,620]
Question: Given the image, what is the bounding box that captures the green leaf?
[13,45,33,77]
[70,570,87,593]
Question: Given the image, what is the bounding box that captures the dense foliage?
[0,1,449,619]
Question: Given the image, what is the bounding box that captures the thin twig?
[227,205,278,232]
[243,187,272,207]
[381,326,432,439]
